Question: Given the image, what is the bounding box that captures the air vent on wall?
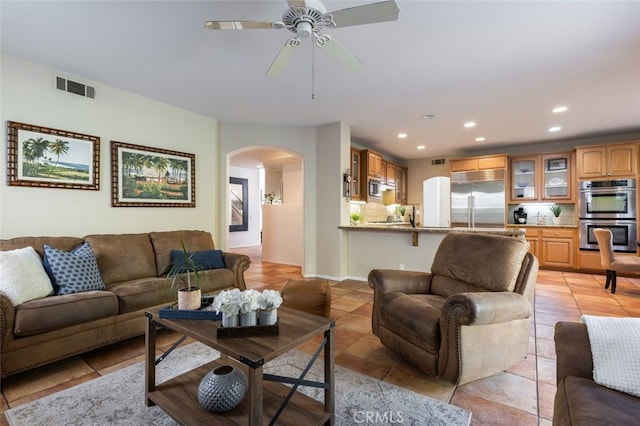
[55,75,96,99]
[431,158,446,165]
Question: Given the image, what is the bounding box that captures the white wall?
[262,204,303,266]
[282,161,303,204]
[228,165,261,248]
[0,54,219,240]
[219,123,319,276]
[316,122,351,280]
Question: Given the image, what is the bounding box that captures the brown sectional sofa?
[0,230,250,378]
[554,321,640,425]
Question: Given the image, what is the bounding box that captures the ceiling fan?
[205,0,400,76]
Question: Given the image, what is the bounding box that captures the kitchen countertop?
[340,224,525,239]
[505,224,577,228]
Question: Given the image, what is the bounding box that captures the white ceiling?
[2,0,640,168]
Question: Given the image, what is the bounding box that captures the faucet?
[409,206,416,228]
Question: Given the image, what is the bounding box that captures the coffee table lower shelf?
[147,359,331,425]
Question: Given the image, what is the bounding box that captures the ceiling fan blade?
[205,21,280,30]
[315,35,363,72]
[266,39,300,77]
[287,0,307,8]
[327,0,400,28]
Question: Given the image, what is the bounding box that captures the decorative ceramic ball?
[197,365,248,412]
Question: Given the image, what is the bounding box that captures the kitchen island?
[340,224,526,281]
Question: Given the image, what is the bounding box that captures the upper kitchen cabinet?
[576,142,638,179]
[385,162,396,186]
[395,166,407,204]
[450,154,507,172]
[542,153,574,201]
[350,148,361,200]
[510,156,539,201]
[509,152,574,202]
[363,150,384,179]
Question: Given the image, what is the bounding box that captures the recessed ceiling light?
[417,145,426,150]
[398,133,407,139]
[549,126,562,132]
[422,114,435,119]
[552,106,568,113]
[475,137,486,142]
[463,121,476,128]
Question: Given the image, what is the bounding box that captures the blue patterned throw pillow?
[43,242,105,295]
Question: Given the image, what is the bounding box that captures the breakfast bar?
[340,224,525,281]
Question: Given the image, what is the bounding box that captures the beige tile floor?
[1,246,639,425]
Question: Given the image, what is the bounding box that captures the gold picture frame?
[111,141,195,207]
[6,121,100,190]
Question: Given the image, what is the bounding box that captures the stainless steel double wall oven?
[579,179,637,252]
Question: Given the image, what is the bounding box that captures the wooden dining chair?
[593,228,640,294]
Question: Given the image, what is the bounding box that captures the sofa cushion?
[379,292,445,353]
[170,249,226,271]
[84,233,157,284]
[44,242,106,295]
[14,291,118,336]
[0,246,54,305]
[150,230,216,276]
[0,236,84,258]
[430,233,528,295]
[554,376,640,426]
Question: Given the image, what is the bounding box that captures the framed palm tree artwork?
[111,141,195,207]
[6,121,100,190]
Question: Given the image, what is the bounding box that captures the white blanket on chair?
[582,315,640,397]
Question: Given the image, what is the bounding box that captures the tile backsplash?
[350,202,418,223]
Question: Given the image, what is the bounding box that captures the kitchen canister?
[197,365,248,412]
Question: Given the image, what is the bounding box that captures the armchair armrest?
[442,291,532,326]
[554,321,593,383]
[0,291,16,349]
[221,252,251,290]
[368,269,432,295]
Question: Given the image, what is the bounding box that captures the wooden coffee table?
[144,306,335,425]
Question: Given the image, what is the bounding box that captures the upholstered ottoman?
[281,279,331,318]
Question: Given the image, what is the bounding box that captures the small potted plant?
[350,212,362,225]
[239,289,261,326]
[549,204,562,225]
[166,238,211,311]
[212,288,242,327]
[258,289,283,325]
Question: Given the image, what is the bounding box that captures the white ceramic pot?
[553,217,561,225]
[221,312,239,327]
[178,288,201,310]
[240,311,258,326]
[259,309,278,325]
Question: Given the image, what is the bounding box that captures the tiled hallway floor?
[2,246,640,425]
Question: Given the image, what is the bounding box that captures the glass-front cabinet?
[510,152,573,202]
[511,157,538,200]
[541,153,570,199]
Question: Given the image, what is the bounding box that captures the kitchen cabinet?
[576,142,638,179]
[350,148,361,200]
[385,162,396,186]
[363,150,384,179]
[509,152,574,202]
[395,166,407,204]
[450,154,508,172]
[525,228,576,269]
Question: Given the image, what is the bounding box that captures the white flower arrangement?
[258,289,283,311]
[212,288,242,316]
[239,289,261,314]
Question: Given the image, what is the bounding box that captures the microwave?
[368,178,381,199]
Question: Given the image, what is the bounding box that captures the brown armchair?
[368,232,538,385]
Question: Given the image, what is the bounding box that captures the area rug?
[5,342,471,425]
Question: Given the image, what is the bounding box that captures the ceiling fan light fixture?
[296,21,313,37]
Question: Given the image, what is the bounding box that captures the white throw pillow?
[0,246,54,306]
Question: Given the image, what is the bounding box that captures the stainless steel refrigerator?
[450,169,506,228]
